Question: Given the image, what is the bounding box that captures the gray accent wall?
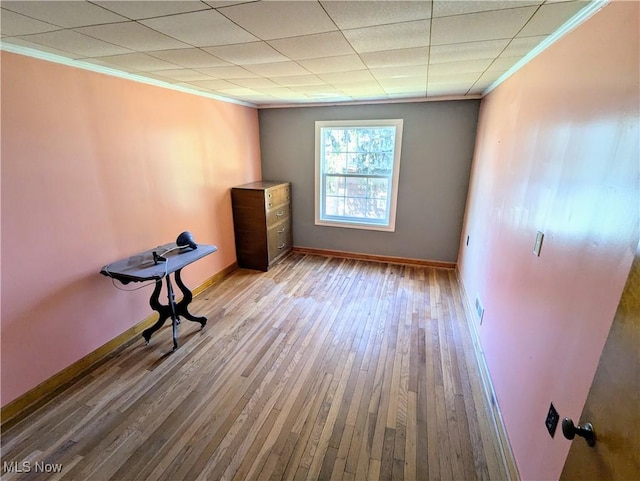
[258,100,480,263]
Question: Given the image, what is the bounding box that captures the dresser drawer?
[268,220,292,263]
[266,203,290,226]
[265,184,291,209]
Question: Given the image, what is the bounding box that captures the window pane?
[325,152,346,174]
[346,153,362,174]
[345,197,366,218]
[325,175,345,195]
[324,128,345,153]
[367,199,387,220]
[368,178,388,200]
[325,196,345,216]
[346,177,367,198]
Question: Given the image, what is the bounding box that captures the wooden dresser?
[231,181,292,271]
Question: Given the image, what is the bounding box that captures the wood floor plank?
[0,253,509,481]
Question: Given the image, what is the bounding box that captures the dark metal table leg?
[174,269,207,329]
[142,279,170,345]
[141,270,205,349]
[141,276,181,349]
[166,275,179,351]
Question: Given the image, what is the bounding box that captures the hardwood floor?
[1,253,508,481]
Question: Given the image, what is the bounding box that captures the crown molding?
[0,42,257,109]
[484,0,610,96]
[257,94,482,109]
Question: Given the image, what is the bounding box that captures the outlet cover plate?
[546,403,559,438]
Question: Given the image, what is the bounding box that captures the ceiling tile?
[388,92,427,99]
[518,0,589,37]
[318,70,376,84]
[427,84,471,96]
[188,79,239,90]
[431,7,537,45]
[272,75,324,87]
[243,61,311,78]
[76,22,191,52]
[486,56,520,72]
[336,84,387,97]
[470,70,504,88]
[82,57,138,71]
[382,83,427,95]
[1,1,127,28]
[320,1,432,29]
[378,76,427,89]
[255,87,309,100]
[428,71,480,84]
[432,1,541,18]
[298,55,366,74]
[292,84,332,94]
[268,32,356,60]
[343,20,430,53]
[204,1,255,8]
[429,58,493,76]
[231,77,281,89]
[218,1,337,40]
[360,47,429,68]
[0,9,59,36]
[370,65,428,80]
[428,79,477,89]
[17,30,132,57]
[500,35,546,56]
[468,86,486,95]
[94,52,180,71]
[430,39,509,63]
[203,42,288,65]
[216,86,262,95]
[140,10,257,47]
[236,94,279,104]
[133,71,177,84]
[148,68,213,81]
[195,65,260,78]
[147,49,231,68]
[95,1,209,20]
[305,92,352,101]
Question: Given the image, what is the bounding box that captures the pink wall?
[458,2,639,480]
[1,52,261,406]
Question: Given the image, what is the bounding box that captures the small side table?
[101,243,217,350]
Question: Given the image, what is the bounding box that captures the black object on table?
[100,243,217,350]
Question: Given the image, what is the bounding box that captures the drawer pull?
[276,210,284,217]
[277,228,286,234]
[278,243,286,250]
[268,193,272,198]
[268,203,273,208]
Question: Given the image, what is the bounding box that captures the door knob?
[562,417,596,447]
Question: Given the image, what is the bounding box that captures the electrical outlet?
[466,235,470,246]
[475,296,484,325]
[534,231,544,257]
[545,403,559,438]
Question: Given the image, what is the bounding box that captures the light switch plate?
[534,231,544,256]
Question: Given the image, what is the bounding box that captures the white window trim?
[314,119,403,232]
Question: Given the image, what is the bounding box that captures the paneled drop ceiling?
[0,0,594,107]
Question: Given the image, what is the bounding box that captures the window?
[315,119,403,231]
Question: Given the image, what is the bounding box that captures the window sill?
[314,219,396,232]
